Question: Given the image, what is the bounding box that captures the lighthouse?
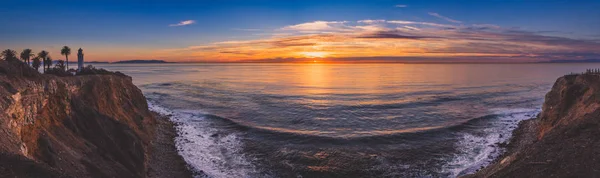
[77,48,84,71]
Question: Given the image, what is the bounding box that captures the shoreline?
[461,116,539,177]
[147,112,194,178]
[464,73,600,177]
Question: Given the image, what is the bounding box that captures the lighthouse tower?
[77,48,84,71]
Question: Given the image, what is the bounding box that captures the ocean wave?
[441,108,541,177]
[145,92,542,177]
[148,101,261,178]
[156,107,533,145]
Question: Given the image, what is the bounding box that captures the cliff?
[466,73,600,177]
[0,61,190,178]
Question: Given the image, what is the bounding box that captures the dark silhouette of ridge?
[113,59,170,64]
[541,59,600,63]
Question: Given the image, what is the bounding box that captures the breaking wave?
[148,101,263,178]
[442,108,540,177]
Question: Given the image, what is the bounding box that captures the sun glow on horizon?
[300,51,328,58]
[141,17,600,63]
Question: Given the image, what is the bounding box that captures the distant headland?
[112,59,171,64]
[86,61,110,64]
[84,60,171,64]
[540,59,600,63]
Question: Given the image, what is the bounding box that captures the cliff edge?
[466,73,600,177]
[0,61,191,178]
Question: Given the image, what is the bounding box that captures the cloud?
[395,4,408,8]
[169,20,196,27]
[471,24,501,30]
[281,21,349,32]
[354,25,389,32]
[219,51,257,55]
[402,26,421,31]
[387,20,456,28]
[428,12,462,23]
[155,18,600,62]
[358,19,386,24]
[357,32,434,39]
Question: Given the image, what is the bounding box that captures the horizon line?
[85,60,600,65]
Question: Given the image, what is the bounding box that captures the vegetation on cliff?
[60,46,71,70]
[2,47,72,74]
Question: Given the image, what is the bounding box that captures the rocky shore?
[465,73,600,177]
[0,61,191,178]
[148,113,193,178]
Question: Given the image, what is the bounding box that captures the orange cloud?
[151,19,600,62]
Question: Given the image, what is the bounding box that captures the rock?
[463,73,600,178]
[0,61,176,178]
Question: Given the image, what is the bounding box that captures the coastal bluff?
[466,73,600,177]
[0,61,190,178]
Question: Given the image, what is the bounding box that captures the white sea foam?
[148,101,259,178]
[442,108,540,177]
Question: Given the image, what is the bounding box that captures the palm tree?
[20,49,34,65]
[37,50,49,72]
[45,56,53,72]
[32,57,42,71]
[1,49,18,61]
[61,46,71,69]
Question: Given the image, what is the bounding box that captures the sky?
[1,0,599,63]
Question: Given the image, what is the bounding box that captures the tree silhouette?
[32,57,42,71]
[54,60,66,71]
[37,50,49,72]
[1,49,18,61]
[45,56,53,72]
[20,49,34,65]
[61,46,71,69]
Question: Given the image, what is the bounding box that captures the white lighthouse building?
[77,48,84,71]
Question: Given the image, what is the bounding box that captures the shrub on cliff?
[76,65,128,77]
[45,68,72,77]
[45,60,73,77]
[54,60,66,71]
[0,60,42,78]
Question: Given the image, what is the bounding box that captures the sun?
[300,51,328,58]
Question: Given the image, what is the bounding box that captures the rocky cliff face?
[536,74,600,139]
[0,61,158,177]
[466,73,600,178]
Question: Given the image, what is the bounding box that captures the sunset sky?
[1,0,599,62]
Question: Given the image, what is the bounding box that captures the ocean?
[97,63,595,177]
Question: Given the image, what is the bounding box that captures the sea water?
[97,63,597,177]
